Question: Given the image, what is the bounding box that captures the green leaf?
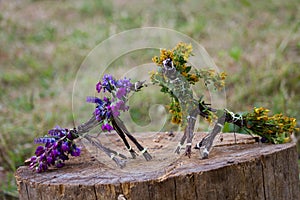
[184,66,191,73]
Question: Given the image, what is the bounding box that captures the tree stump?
[15,133,299,200]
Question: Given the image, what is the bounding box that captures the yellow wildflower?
[181,72,188,77]
[152,56,159,64]
[257,115,268,121]
[171,115,182,124]
[174,42,193,61]
[283,137,291,143]
[220,72,227,80]
[189,74,199,82]
[208,70,215,77]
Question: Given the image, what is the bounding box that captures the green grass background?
[0,0,299,198]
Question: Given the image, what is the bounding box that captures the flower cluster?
[87,74,133,132]
[152,42,226,87]
[168,99,182,124]
[244,107,299,144]
[196,69,227,90]
[29,126,80,173]
[151,42,225,125]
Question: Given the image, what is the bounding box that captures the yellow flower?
[152,56,159,64]
[171,116,181,124]
[208,70,215,77]
[257,115,268,121]
[174,42,193,61]
[220,72,227,80]
[181,72,188,77]
[283,137,291,143]
[189,74,199,82]
[254,107,268,115]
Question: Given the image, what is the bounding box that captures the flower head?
[101,123,114,132]
[98,74,117,93]
[87,75,135,132]
[30,127,80,173]
[116,87,127,99]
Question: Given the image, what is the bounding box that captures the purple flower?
[61,141,70,152]
[71,147,81,156]
[88,96,113,122]
[111,105,120,117]
[30,127,80,173]
[59,153,69,161]
[48,126,67,137]
[34,137,55,144]
[55,160,65,168]
[35,146,45,156]
[47,156,54,164]
[117,77,132,90]
[101,123,114,132]
[67,130,79,140]
[101,74,117,92]
[103,74,115,83]
[116,87,127,99]
[37,163,47,173]
[103,96,110,103]
[96,81,102,93]
[116,100,128,111]
[30,156,37,162]
[86,96,103,105]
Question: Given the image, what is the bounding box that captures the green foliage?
[229,46,242,62]
[0,171,18,199]
[28,24,57,43]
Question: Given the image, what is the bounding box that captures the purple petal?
[35,146,45,156]
[34,137,55,144]
[96,81,102,93]
[51,149,59,157]
[116,87,127,99]
[61,141,70,152]
[101,123,114,132]
[55,160,65,168]
[71,147,81,156]
[86,96,103,104]
[37,163,48,173]
[30,156,37,162]
[47,156,54,164]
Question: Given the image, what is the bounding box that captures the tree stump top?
[15,133,300,200]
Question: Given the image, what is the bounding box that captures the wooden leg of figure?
[174,128,187,154]
[77,115,99,134]
[184,110,198,158]
[83,134,127,168]
[113,117,152,161]
[196,112,226,159]
[111,119,138,159]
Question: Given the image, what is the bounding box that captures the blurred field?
[0,0,299,198]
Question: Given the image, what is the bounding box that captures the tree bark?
[15,133,299,200]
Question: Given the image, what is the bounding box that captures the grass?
[0,0,299,198]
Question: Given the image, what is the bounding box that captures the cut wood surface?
[15,133,300,200]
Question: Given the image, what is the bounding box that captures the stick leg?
[111,119,138,159]
[195,112,226,159]
[77,115,99,134]
[184,110,198,158]
[83,134,127,168]
[174,128,187,154]
[113,117,152,161]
